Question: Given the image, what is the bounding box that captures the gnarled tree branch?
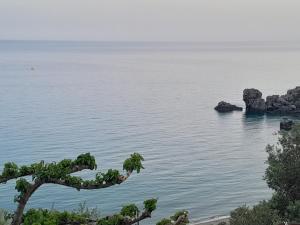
[124,210,151,225]
[0,153,145,225]
[46,174,129,190]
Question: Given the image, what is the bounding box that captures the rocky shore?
[215,86,300,115]
[243,86,300,115]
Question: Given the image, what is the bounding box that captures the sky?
[1,0,300,42]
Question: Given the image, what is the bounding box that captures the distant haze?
[1,0,300,42]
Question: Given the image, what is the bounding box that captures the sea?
[0,40,299,224]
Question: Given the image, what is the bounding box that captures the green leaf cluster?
[23,209,88,225]
[144,198,157,212]
[156,210,189,225]
[97,199,157,225]
[0,152,190,225]
[123,153,144,173]
[120,204,139,217]
[170,210,189,224]
[156,218,172,225]
[14,178,31,202]
[0,153,97,182]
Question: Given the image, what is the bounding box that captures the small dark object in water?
[215,101,243,113]
[280,118,294,131]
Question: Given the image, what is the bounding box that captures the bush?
[23,209,88,225]
[265,124,300,202]
[286,200,300,222]
[230,202,281,225]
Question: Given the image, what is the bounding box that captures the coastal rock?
[265,95,296,114]
[280,118,294,131]
[243,89,266,114]
[265,86,300,114]
[214,101,243,113]
[286,86,300,103]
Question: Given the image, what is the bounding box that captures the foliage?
[1,162,19,178]
[230,124,300,224]
[265,124,300,202]
[123,153,144,173]
[1,152,188,225]
[97,214,124,225]
[0,152,146,203]
[144,198,157,212]
[170,210,189,224]
[0,209,12,225]
[156,211,189,225]
[230,202,281,225]
[156,218,172,225]
[120,204,139,217]
[74,202,101,220]
[0,153,97,183]
[286,200,300,222]
[97,199,157,225]
[23,209,89,225]
[263,124,300,222]
[268,192,290,218]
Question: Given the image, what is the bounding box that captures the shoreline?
[191,216,230,225]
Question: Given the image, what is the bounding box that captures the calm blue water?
[0,41,300,224]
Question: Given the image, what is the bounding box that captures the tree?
[229,202,281,225]
[0,153,188,225]
[265,124,300,204]
[229,124,300,224]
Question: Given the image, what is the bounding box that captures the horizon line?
[1,39,300,44]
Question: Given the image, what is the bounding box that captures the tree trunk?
[11,181,42,225]
[11,200,26,225]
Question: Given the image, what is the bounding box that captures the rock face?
[266,95,296,114]
[215,101,243,113]
[280,118,294,131]
[243,87,300,115]
[243,89,266,114]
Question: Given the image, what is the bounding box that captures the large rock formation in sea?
[243,89,266,114]
[243,86,300,114]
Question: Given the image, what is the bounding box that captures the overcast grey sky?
[1,0,300,41]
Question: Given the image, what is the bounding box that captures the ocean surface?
[0,41,300,224]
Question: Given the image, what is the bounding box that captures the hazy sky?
[1,0,300,41]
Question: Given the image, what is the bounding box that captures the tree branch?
[124,210,151,225]
[46,174,129,190]
[69,165,93,173]
[0,164,92,184]
[0,173,32,184]
[173,214,188,225]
